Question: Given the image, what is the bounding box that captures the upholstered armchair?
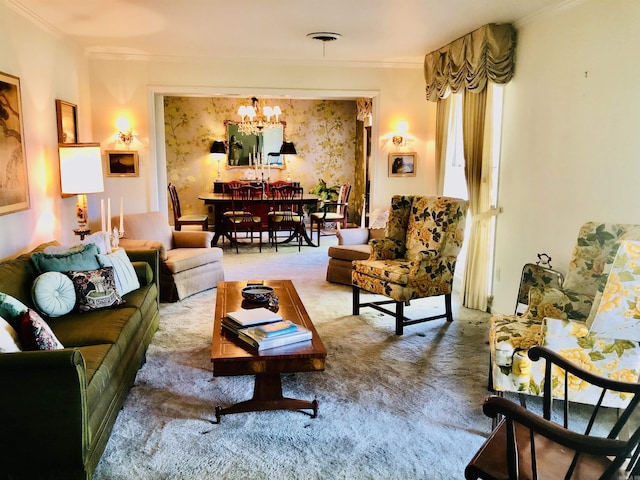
[489,222,640,408]
[352,195,468,335]
[118,212,225,302]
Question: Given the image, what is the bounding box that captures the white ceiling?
[9,0,569,66]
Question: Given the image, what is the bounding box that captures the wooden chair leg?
[352,286,360,315]
[445,293,453,322]
[395,301,404,335]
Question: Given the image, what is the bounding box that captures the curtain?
[461,87,496,311]
[434,96,451,195]
[424,23,516,102]
[356,98,372,121]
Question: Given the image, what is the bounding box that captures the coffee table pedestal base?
[215,372,318,423]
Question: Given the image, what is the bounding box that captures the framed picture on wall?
[388,152,416,177]
[55,99,78,143]
[106,150,139,177]
[0,71,30,215]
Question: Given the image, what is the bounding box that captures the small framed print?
[389,152,416,177]
[106,150,139,177]
[55,99,78,144]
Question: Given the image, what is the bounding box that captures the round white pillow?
[32,271,76,317]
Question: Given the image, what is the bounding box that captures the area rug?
[93,240,495,479]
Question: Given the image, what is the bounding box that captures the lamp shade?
[210,140,226,154]
[59,143,104,194]
[279,142,297,155]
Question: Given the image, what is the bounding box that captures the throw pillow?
[96,248,140,296]
[0,292,29,332]
[0,315,21,352]
[31,272,76,318]
[589,240,640,340]
[31,243,100,274]
[20,309,64,351]
[65,267,125,312]
[43,231,112,256]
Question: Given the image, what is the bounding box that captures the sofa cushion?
[164,247,223,274]
[50,307,141,347]
[0,315,21,352]
[66,267,125,312]
[20,309,64,351]
[97,248,140,296]
[31,272,76,318]
[328,244,372,262]
[31,243,101,274]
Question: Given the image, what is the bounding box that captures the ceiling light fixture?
[237,97,282,135]
[307,32,341,57]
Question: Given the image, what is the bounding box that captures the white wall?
[490,0,640,312]
[0,4,91,260]
[87,58,437,219]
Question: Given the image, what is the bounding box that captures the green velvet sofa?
[0,242,160,480]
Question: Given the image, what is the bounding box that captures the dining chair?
[309,182,351,246]
[167,183,209,231]
[268,185,304,251]
[224,184,263,253]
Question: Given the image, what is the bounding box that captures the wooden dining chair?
[309,182,351,246]
[167,183,209,231]
[268,185,304,251]
[223,184,263,253]
[465,346,640,480]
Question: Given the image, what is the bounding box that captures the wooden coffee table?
[211,280,327,422]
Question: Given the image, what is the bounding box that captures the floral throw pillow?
[65,267,125,313]
[20,309,64,351]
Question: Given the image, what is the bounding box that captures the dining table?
[198,192,320,247]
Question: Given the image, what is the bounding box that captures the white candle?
[119,197,124,232]
[101,199,105,232]
[107,198,111,233]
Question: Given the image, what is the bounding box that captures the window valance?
[424,23,516,102]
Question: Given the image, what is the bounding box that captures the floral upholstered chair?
[352,195,468,335]
[490,222,640,408]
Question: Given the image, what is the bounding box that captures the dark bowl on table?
[241,286,274,303]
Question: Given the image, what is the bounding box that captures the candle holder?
[111,227,125,249]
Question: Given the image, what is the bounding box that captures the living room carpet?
[93,239,495,479]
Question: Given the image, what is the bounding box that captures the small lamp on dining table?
[210,140,227,182]
[59,143,104,237]
[280,141,296,182]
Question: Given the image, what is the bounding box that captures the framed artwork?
[55,99,78,144]
[106,150,139,177]
[0,71,30,216]
[388,152,417,177]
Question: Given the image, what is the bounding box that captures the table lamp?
[210,140,227,182]
[59,143,104,234]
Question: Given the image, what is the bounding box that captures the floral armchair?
[490,222,640,408]
[352,195,468,335]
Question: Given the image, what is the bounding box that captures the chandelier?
[237,97,282,135]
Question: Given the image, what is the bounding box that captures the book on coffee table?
[254,320,298,338]
[238,324,312,351]
[225,307,282,327]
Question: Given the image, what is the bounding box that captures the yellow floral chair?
[352,195,468,335]
[490,222,640,409]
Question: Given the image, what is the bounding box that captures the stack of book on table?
[223,307,312,351]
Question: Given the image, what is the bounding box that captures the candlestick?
[119,197,124,233]
[101,199,105,232]
[107,198,111,233]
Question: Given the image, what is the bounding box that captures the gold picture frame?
[106,150,139,177]
[55,99,78,144]
[0,71,30,216]
[388,152,417,177]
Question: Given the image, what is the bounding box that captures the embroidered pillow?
[20,309,64,351]
[65,267,125,312]
[31,243,100,274]
[0,292,29,332]
[0,315,21,352]
[31,272,76,318]
[96,248,140,296]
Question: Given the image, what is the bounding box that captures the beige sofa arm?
[172,230,214,248]
[337,228,369,245]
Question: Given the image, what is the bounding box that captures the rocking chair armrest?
[482,395,627,456]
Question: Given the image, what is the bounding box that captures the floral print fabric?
[352,195,467,302]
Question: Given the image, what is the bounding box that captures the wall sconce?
[116,117,134,146]
[59,143,104,235]
[392,121,410,148]
[210,140,227,182]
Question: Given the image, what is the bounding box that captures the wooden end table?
[211,280,327,422]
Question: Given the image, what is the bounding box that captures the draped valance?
[356,97,372,121]
[424,23,516,102]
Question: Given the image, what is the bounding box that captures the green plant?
[310,178,339,202]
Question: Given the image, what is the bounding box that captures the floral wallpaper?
[164,96,360,225]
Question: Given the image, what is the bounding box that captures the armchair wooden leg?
[395,301,404,335]
[352,285,360,315]
[445,293,453,322]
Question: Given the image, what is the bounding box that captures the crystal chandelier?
[237,97,282,135]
